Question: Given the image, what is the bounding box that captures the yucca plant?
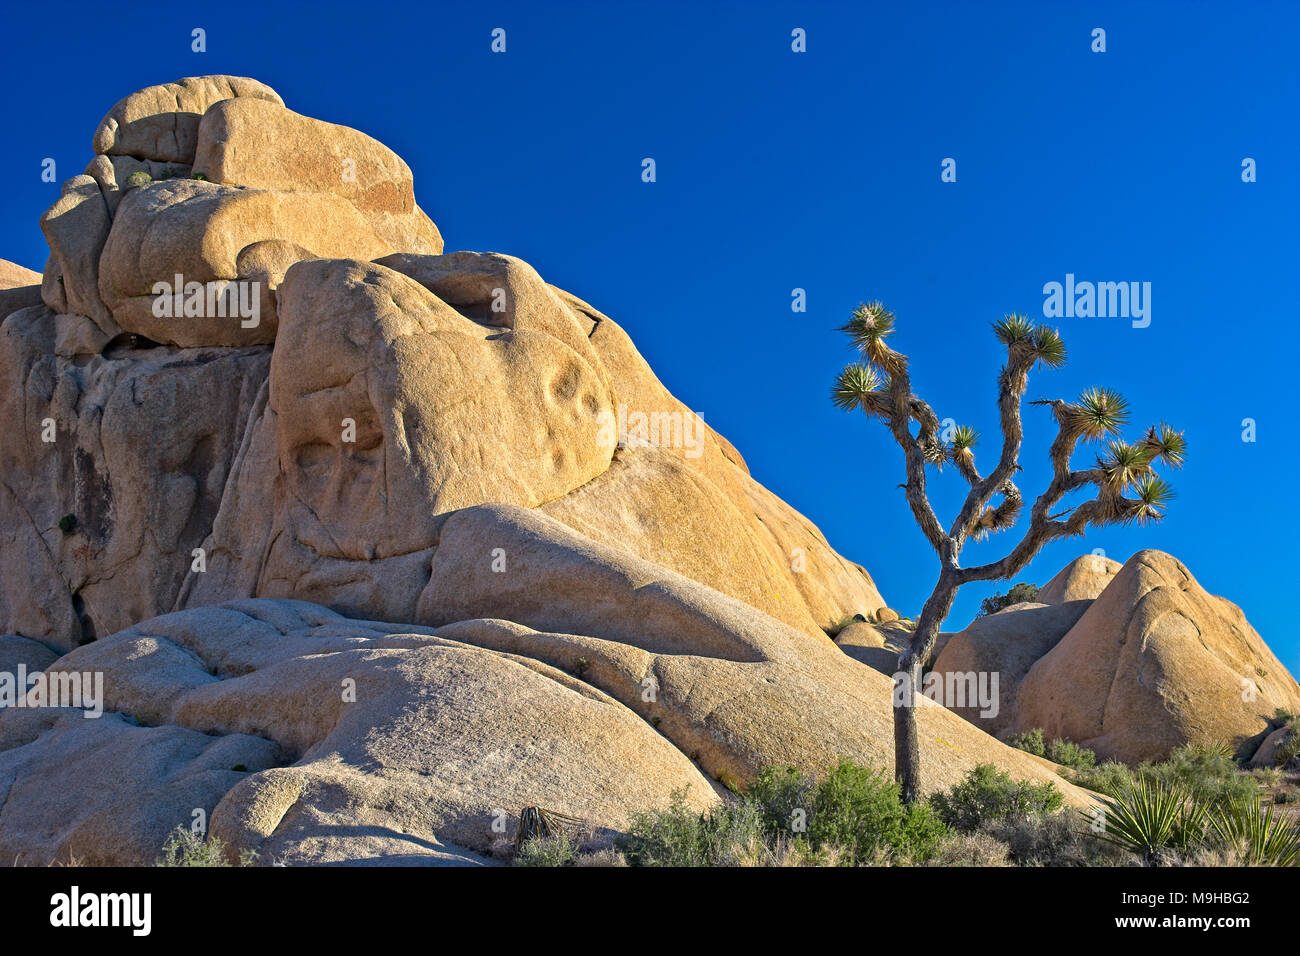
[1206,795,1300,866]
[831,304,1183,803]
[1089,776,1207,863]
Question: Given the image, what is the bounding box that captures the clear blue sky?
[3,1,1297,673]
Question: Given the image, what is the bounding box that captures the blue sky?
[2,1,1297,672]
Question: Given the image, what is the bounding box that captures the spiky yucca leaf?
[1127,474,1176,525]
[991,313,1034,346]
[1206,795,1300,866]
[1071,387,1130,441]
[1030,325,1067,369]
[1142,423,1187,469]
[1098,440,1154,489]
[839,302,900,371]
[1089,775,1207,860]
[949,424,979,451]
[831,363,888,414]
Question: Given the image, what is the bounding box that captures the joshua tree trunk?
[894,571,959,804]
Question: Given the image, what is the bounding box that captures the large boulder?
[39,176,117,336]
[1036,554,1122,604]
[0,260,42,323]
[1013,551,1300,762]
[194,98,442,255]
[931,600,1092,736]
[92,75,283,164]
[0,259,40,290]
[180,253,884,637]
[98,180,396,346]
[2,559,1097,864]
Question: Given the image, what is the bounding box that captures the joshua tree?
[831,303,1184,803]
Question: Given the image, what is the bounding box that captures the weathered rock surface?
[0,259,40,290]
[931,600,1092,736]
[180,252,883,635]
[834,620,913,674]
[0,303,269,650]
[92,75,283,164]
[1036,554,1122,604]
[0,634,58,674]
[967,551,1300,762]
[194,98,442,255]
[1,578,1096,864]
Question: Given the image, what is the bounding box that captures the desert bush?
[515,833,579,867]
[803,760,947,864]
[1141,743,1258,806]
[1009,729,1096,769]
[1272,784,1300,805]
[157,826,256,867]
[977,582,1039,617]
[1009,728,1046,756]
[617,790,769,867]
[1069,759,1134,796]
[930,764,1063,832]
[125,171,152,188]
[927,829,1012,866]
[1045,739,1097,770]
[617,761,946,866]
[989,812,1134,867]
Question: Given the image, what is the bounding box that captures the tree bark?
[894,570,959,804]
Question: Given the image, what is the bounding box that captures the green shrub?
[977,582,1039,617]
[618,789,768,867]
[125,171,152,189]
[1045,738,1097,770]
[930,764,1063,832]
[57,514,77,535]
[157,826,256,867]
[806,760,946,864]
[515,833,579,867]
[1142,744,1258,806]
[618,760,947,866]
[1009,728,1046,757]
[1069,759,1134,796]
[1010,729,1096,769]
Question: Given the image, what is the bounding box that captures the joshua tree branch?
[949,354,1032,541]
[884,362,947,556]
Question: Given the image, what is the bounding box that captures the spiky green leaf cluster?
[1141,423,1187,469]
[991,314,1067,369]
[1071,387,1130,441]
[839,302,900,372]
[1098,440,1154,490]
[831,363,888,414]
[1126,474,1176,525]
